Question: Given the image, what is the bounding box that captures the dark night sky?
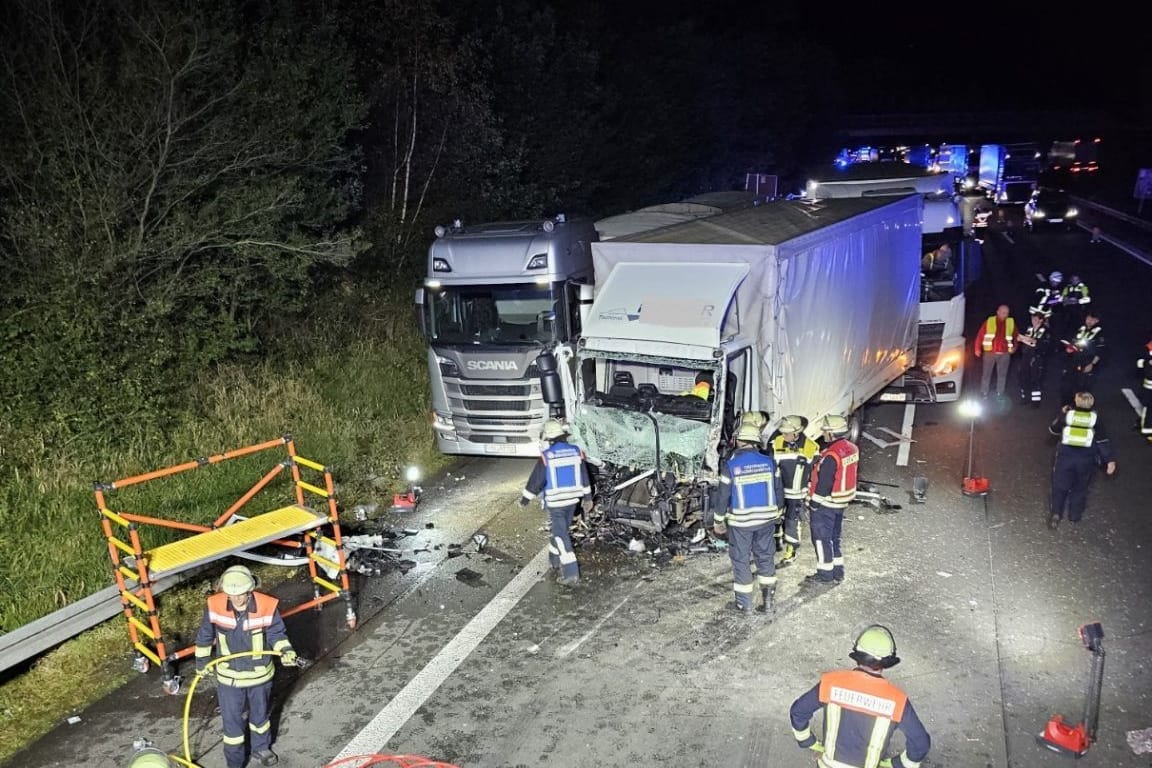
[623,1,1148,121]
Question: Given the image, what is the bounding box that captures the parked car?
[1024,188,1078,232]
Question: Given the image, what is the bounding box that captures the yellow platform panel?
[145,505,328,578]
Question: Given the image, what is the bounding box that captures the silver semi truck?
[417,215,597,457]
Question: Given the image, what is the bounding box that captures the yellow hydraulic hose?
[179,650,288,768]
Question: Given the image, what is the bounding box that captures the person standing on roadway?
[712,421,784,615]
[790,624,931,768]
[1047,391,1116,529]
[1016,309,1054,407]
[1059,309,1106,407]
[765,414,818,566]
[805,414,858,585]
[194,564,297,768]
[520,419,592,586]
[974,304,1016,400]
[1136,338,1152,443]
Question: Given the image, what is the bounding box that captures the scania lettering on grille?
[466,360,519,371]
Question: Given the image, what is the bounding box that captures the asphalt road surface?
[10,217,1152,768]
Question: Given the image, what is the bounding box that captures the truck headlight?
[932,350,962,377]
[433,413,457,438]
[1066,207,1078,217]
[435,355,460,377]
[1032,210,1045,218]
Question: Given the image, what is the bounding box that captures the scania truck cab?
[417,215,597,457]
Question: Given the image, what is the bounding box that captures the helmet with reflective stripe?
[220,565,257,596]
[735,423,763,444]
[850,624,901,669]
[542,420,569,441]
[1049,270,1063,283]
[778,415,804,435]
[820,414,849,437]
[738,411,768,431]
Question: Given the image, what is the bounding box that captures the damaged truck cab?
[540,196,925,536]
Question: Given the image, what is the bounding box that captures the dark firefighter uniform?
[1137,340,1152,443]
[521,423,591,584]
[1047,398,1116,528]
[194,570,295,768]
[768,418,818,564]
[790,627,931,768]
[808,418,859,584]
[713,431,785,613]
[1017,312,1053,406]
[1059,316,1106,406]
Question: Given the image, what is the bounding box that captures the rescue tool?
[1037,621,1105,758]
[391,465,423,511]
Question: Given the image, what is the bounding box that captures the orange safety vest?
[817,669,909,768]
[808,439,858,508]
[206,592,280,632]
[199,592,286,687]
[981,316,1016,353]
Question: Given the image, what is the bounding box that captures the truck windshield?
[424,283,557,345]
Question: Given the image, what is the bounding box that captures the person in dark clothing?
[1059,310,1106,407]
[1048,392,1117,529]
[790,625,931,768]
[1017,310,1054,406]
[805,414,858,585]
[194,565,297,768]
[712,421,785,615]
[1138,338,1152,443]
[521,419,592,585]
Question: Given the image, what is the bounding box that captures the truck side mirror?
[413,288,426,337]
[536,351,564,408]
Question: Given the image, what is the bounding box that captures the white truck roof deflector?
[581,261,749,348]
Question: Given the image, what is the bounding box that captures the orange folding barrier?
[94,434,356,693]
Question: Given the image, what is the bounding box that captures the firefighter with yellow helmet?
[766,415,818,566]
[790,624,931,768]
[712,419,784,615]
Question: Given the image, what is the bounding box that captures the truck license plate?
[485,444,517,455]
[879,392,908,402]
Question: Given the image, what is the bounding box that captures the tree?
[0,0,366,438]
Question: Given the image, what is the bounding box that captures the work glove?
[518,496,530,508]
[280,649,298,667]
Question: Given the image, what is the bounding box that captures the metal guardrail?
[0,572,191,675]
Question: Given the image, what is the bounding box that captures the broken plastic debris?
[690,528,707,545]
[67,716,81,725]
[455,567,483,583]
[526,644,540,655]
[936,571,952,578]
[627,538,646,553]
[1128,727,1152,754]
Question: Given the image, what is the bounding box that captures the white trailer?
[539,195,923,532]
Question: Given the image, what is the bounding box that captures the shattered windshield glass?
[571,404,712,477]
[424,283,556,344]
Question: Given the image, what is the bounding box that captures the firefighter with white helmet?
[805,414,858,585]
[193,564,297,768]
[790,625,932,768]
[520,419,592,585]
[765,415,818,566]
[712,420,785,615]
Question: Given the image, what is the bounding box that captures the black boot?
[755,588,776,614]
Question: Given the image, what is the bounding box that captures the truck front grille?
[917,321,944,365]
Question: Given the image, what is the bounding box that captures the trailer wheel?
[846,412,863,444]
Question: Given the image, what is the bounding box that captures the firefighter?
[1047,391,1116,529]
[712,421,785,615]
[1059,309,1106,407]
[1136,338,1152,443]
[194,565,297,768]
[1059,274,1091,339]
[520,419,592,586]
[790,625,932,768]
[766,415,818,566]
[1016,309,1053,407]
[1029,271,1065,333]
[805,414,858,585]
[974,304,1017,399]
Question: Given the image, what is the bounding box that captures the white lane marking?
[330,546,551,760]
[860,431,898,448]
[1122,387,1143,417]
[557,593,634,658]
[897,404,916,467]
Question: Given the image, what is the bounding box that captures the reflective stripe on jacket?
[819,669,907,768]
[540,442,591,507]
[770,434,819,499]
[716,447,782,527]
[194,592,292,688]
[1061,409,1097,447]
[980,316,1016,353]
[809,439,859,508]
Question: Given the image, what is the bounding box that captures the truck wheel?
[846,412,863,444]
